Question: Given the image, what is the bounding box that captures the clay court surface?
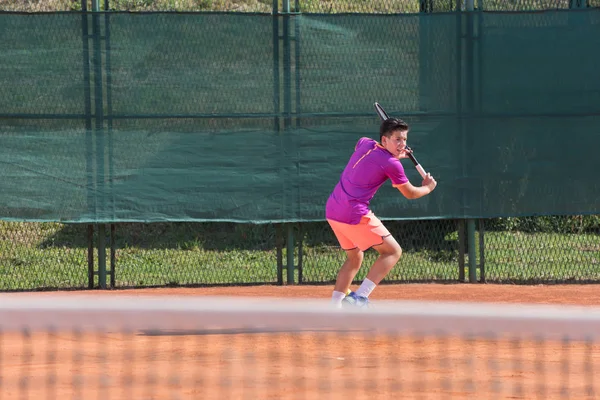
[2,284,600,399]
[98,283,600,305]
[11,282,599,305]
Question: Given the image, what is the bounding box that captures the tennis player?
[326,118,437,308]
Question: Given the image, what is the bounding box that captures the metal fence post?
[465,0,478,284]
[104,0,116,288]
[88,224,94,288]
[419,0,432,113]
[456,0,469,283]
[91,0,108,289]
[276,224,284,285]
[98,224,107,288]
[467,219,477,282]
[294,0,301,129]
[287,224,295,284]
[458,219,466,282]
[272,0,280,133]
[476,0,484,283]
[479,218,485,282]
[282,0,296,285]
[283,0,292,132]
[81,0,95,289]
[110,224,116,287]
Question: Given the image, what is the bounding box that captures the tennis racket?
[374,102,428,179]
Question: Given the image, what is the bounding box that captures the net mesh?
[0,296,599,399]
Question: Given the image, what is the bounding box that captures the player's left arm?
[394,180,434,200]
[386,159,436,200]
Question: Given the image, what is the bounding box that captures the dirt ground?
[2,284,600,399]
[29,283,600,306]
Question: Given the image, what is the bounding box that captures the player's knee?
[384,243,402,262]
[346,248,364,263]
[356,249,365,262]
[393,246,402,262]
[348,249,364,264]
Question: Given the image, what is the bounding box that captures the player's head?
[380,118,409,159]
[380,118,409,141]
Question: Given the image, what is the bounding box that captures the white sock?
[355,278,376,298]
[331,291,347,306]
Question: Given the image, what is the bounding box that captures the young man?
[325,118,437,308]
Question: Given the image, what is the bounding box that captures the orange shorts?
[327,212,391,251]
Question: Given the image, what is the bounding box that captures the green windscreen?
[0,10,599,222]
[470,11,600,217]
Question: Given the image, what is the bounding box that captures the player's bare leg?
[331,248,363,307]
[367,235,402,284]
[350,236,402,302]
[334,248,364,293]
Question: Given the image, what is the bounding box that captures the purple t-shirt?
[325,137,409,224]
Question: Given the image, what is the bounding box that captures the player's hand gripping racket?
[374,102,428,179]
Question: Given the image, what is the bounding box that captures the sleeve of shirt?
[385,159,409,186]
[355,137,374,151]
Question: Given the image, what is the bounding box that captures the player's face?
[382,130,408,159]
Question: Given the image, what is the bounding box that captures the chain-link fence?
[1,218,599,291]
[1,0,599,291]
[2,0,597,12]
[481,217,600,283]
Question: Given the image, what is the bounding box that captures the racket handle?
[415,164,427,179]
[406,148,428,179]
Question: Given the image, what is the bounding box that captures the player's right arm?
[394,173,437,200]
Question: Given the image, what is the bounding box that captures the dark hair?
[380,118,409,141]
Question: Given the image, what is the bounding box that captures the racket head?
[374,102,389,121]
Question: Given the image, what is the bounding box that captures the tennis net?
[0,295,598,399]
